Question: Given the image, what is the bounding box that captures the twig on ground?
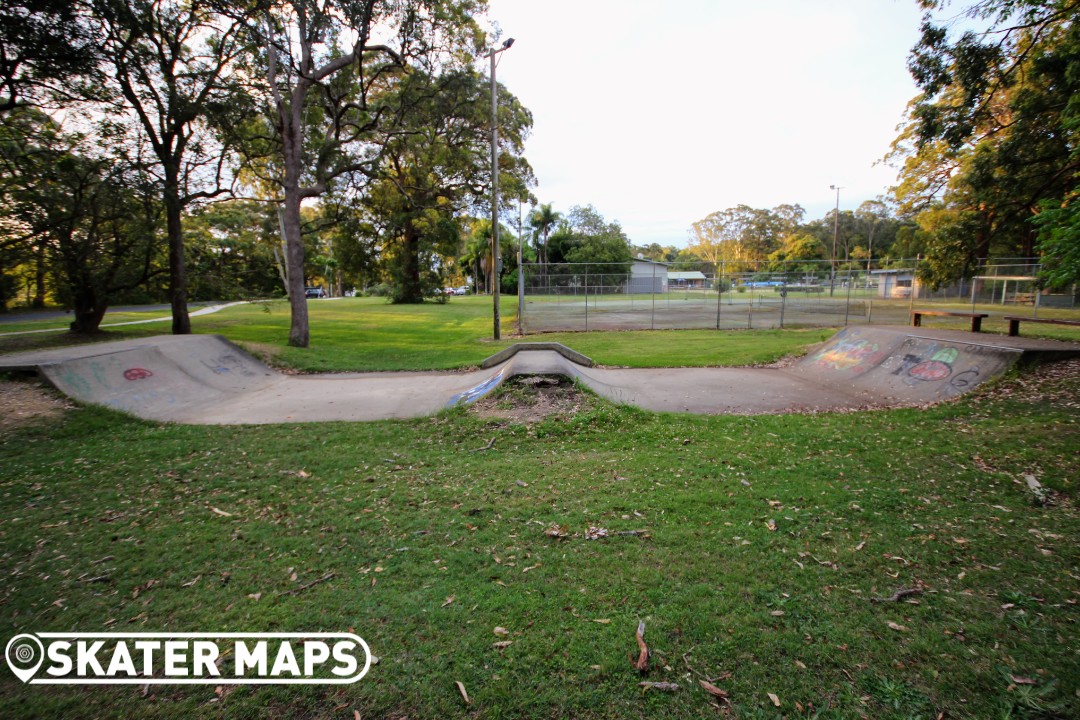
[629,620,649,672]
[472,437,496,452]
[870,586,923,603]
[280,572,336,596]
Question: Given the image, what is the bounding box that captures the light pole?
[829,184,842,297]
[488,37,514,340]
[517,200,524,335]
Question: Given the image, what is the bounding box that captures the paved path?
[0,302,250,337]
[1,327,1077,424]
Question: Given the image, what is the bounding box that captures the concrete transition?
[1,327,1077,424]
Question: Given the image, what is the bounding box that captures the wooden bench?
[911,309,989,332]
[1004,315,1080,337]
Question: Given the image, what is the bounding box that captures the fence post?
[844,269,853,326]
[651,262,656,330]
[584,264,589,332]
[780,281,787,328]
[715,263,722,330]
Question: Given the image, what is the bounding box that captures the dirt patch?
[469,375,591,424]
[0,378,73,430]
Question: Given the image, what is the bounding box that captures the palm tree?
[529,203,560,266]
[460,219,492,293]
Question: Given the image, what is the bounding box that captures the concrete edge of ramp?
[447,349,608,408]
[479,342,594,369]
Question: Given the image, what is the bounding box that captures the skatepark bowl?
[1,328,1078,425]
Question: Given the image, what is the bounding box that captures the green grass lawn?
[1,367,1078,719]
[1,300,1078,719]
[0,297,836,371]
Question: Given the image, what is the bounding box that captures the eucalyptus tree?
[95,0,253,334]
[357,68,532,303]
[231,0,486,347]
[888,0,1080,286]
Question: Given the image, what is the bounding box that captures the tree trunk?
[165,173,191,334]
[69,288,107,334]
[396,224,423,303]
[32,244,47,308]
[283,189,309,347]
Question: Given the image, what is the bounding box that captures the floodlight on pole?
[488,37,515,340]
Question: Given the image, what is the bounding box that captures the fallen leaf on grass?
[1010,675,1037,685]
[441,595,455,607]
[492,640,513,650]
[246,592,261,601]
[210,507,232,517]
[886,621,908,632]
[590,618,611,624]
[770,610,785,617]
[699,680,729,699]
[455,681,470,705]
[766,519,777,532]
[522,564,540,573]
[639,682,679,692]
[493,626,509,636]
[181,575,201,588]
[544,524,569,539]
[584,526,608,540]
[768,692,781,707]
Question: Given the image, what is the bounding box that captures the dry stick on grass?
[280,572,336,597]
[870,587,923,604]
[629,620,649,672]
[472,437,496,452]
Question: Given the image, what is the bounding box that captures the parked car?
[305,287,326,298]
[453,286,467,296]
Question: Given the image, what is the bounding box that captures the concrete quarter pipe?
[1,328,1077,424]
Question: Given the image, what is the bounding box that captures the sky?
[481,0,927,247]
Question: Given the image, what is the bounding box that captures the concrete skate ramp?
[790,326,1027,405]
[2,328,1077,424]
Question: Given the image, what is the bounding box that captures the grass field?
[1,298,1078,719]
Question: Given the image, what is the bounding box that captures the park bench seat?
[911,309,989,333]
[1004,315,1080,337]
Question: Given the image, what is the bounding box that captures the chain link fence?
[519,258,1078,333]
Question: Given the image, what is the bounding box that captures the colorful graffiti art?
[906,347,958,382]
[812,338,884,372]
[123,367,154,381]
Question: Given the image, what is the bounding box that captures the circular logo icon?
[5,633,44,683]
[123,367,154,381]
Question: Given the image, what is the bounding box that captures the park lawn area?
[1,344,1079,718]
[0,297,836,372]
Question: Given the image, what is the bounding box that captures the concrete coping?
[480,342,594,369]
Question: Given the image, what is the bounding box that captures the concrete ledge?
[480,342,594,369]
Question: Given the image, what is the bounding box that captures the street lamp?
[829,184,842,297]
[488,37,514,340]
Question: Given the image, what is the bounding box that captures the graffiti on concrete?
[201,353,258,377]
[812,337,885,373]
[123,367,154,381]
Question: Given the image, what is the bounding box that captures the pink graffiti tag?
[123,367,154,381]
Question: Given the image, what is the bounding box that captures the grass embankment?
[1,302,1078,718]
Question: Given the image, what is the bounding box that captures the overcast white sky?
[482,0,925,247]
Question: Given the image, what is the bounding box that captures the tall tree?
[98,0,250,334]
[889,0,1080,286]
[0,0,99,113]
[233,0,485,347]
[3,111,162,332]
[359,68,532,303]
[529,203,560,264]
